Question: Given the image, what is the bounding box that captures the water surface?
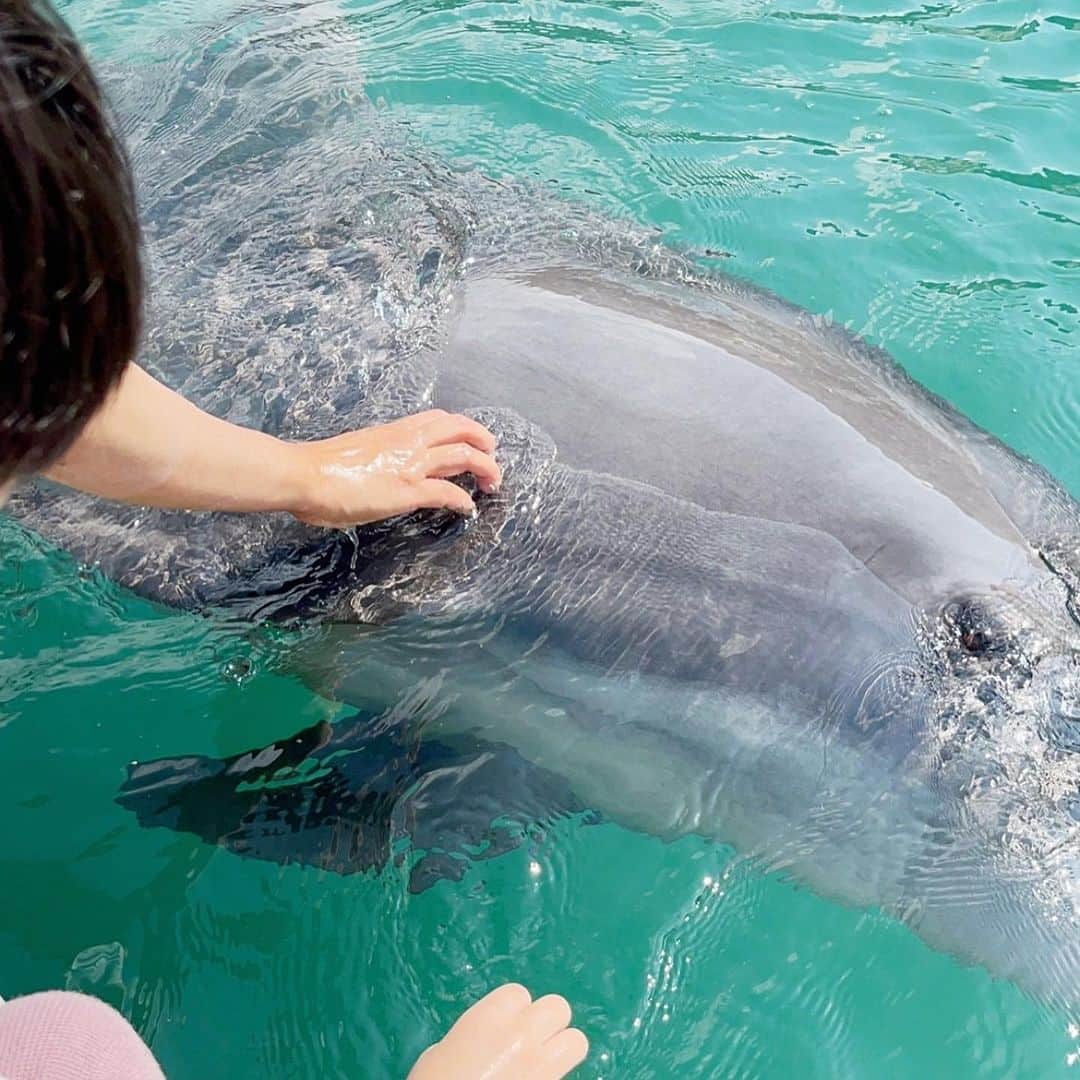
[2,0,1079,1075]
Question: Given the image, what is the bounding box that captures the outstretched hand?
[285,409,502,528]
[409,983,588,1080]
[42,367,502,528]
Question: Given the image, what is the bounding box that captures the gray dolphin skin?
[9,8,1080,1005]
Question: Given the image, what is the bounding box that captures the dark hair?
[0,0,141,481]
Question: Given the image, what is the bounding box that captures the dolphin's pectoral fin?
[115,717,363,866]
[116,718,597,890]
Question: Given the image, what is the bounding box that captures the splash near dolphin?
[10,5,1080,1006]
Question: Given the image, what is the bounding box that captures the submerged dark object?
[118,711,594,894]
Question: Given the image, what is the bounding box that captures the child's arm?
[43,364,501,526]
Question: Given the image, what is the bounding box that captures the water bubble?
[221,655,253,685]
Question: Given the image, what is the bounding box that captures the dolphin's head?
[918,555,1080,774]
[888,565,1080,1003]
[923,570,1080,832]
[928,567,1080,754]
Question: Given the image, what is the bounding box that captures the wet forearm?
[43,364,304,513]
[42,364,501,527]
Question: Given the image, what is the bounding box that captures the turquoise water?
[3,0,1080,1076]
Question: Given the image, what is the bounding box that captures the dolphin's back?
[433,267,1064,607]
[6,31,1077,617]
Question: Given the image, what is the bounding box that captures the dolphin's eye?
[945,599,1000,657]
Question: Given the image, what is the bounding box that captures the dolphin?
[9,14,1080,1005]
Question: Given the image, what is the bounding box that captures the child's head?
[0,0,142,490]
